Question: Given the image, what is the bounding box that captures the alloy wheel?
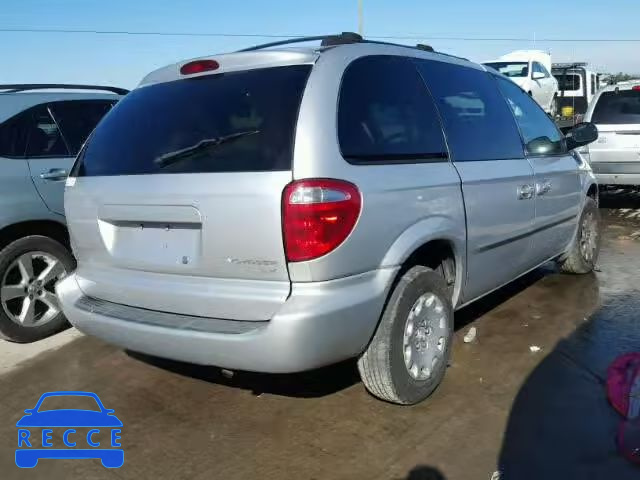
[1,252,67,327]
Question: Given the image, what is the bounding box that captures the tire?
[0,235,76,343]
[559,197,601,274]
[358,266,453,405]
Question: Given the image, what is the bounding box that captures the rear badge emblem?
[181,256,190,265]
[226,258,278,273]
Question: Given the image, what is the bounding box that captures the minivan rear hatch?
[65,60,313,321]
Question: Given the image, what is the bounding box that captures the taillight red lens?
[180,60,219,75]
[633,85,640,91]
[282,179,361,262]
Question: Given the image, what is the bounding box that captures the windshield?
[591,90,640,124]
[484,61,529,78]
[555,74,582,91]
[73,65,311,176]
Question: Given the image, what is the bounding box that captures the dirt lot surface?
[2,191,639,480]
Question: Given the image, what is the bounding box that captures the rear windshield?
[73,65,311,176]
[591,90,640,125]
[555,74,581,91]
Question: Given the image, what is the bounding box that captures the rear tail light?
[282,179,361,262]
[633,86,640,91]
[180,60,219,75]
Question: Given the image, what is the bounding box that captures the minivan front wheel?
[0,236,75,343]
[559,197,601,274]
[358,266,453,405]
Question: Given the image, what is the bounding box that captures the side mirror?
[565,122,599,150]
[533,71,546,80]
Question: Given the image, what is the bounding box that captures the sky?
[1,0,639,89]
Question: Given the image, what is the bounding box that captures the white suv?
[0,84,126,342]
[583,82,640,185]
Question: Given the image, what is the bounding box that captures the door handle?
[536,180,552,196]
[517,184,535,200]
[40,169,68,181]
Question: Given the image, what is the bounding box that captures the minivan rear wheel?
[358,266,453,405]
[0,236,75,343]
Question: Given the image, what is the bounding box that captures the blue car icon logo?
[16,391,123,468]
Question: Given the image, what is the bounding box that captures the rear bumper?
[56,268,397,373]
[591,161,640,185]
[594,173,640,186]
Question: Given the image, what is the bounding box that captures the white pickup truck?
[484,50,559,115]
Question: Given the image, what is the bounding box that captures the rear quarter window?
[49,100,115,155]
[0,110,30,157]
[337,55,448,163]
[74,65,312,176]
[591,90,640,125]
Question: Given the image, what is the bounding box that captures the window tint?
[338,56,447,162]
[556,74,581,91]
[50,100,115,155]
[496,77,565,155]
[591,74,597,95]
[591,90,640,125]
[24,105,70,158]
[75,65,311,176]
[416,60,524,161]
[0,110,30,157]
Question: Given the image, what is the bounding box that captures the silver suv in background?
[57,34,600,405]
[0,84,126,342]
[583,81,640,185]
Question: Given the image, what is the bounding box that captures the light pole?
[358,0,363,35]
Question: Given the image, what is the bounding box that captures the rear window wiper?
[155,130,260,169]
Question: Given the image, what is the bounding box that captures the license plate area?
[98,219,202,270]
[97,204,203,271]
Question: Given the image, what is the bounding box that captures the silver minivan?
[57,34,600,404]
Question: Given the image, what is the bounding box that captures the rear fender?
[380,216,466,307]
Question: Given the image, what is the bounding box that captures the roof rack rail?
[552,62,588,69]
[430,50,469,61]
[238,32,467,61]
[0,84,129,95]
[416,44,435,52]
[552,62,588,71]
[238,32,362,52]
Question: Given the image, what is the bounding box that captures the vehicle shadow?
[599,187,640,210]
[399,465,447,480]
[127,266,555,399]
[497,291,640,479]
[126,351,361,398]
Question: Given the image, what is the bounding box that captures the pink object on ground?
[607,353,640,465]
